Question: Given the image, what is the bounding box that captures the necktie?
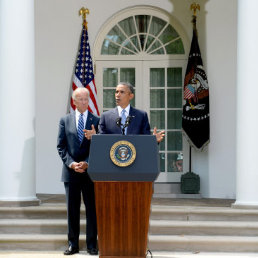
[78,113,84,143]
[121,109,127,135]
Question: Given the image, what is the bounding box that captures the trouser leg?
[64,182,81,249]
[81,174,97,249]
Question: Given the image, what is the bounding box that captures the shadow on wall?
[168,0,210,197]
[18,118,36,200]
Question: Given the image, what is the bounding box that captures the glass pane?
[103,68,118,87]
[106,25,126,44]
[159,138,165,151]
[103,89,116,108]
[167,153,183,172]
[159,25,179,44]
[135,15,150,33]
[151,48,165,55]
[149,16,166,36]
[150,110,165,129]
[167,68,182,87]
[121,48,134,55]
[118,17,136,36]
[165,39,185,54]
[122,39,137,52]
[167,110,182,129]
[101,39,120,55]
[139,34,146,50]
[145,35,155,50]
[130,36,140,52]
[167,89,182,108]
[130,97,135,107]
[159,153,165,172]
[147,40,162,54]
[167,131,182,151]
[150,68,165,87]
[120,68,135,86]
[150,89,165,108]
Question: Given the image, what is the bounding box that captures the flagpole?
[188,2,200,173]
[189,146,192,172]
[79,7,89,29]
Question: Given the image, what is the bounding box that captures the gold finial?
[190,2,200,16]
[79,7,90,29]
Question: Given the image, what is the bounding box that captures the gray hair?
[118,82,134,94]
[72,87,89,100]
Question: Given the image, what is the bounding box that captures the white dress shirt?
[117,104,130,119]
[69,109,88,168]
[75,109,88,129]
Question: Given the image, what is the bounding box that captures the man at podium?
[84,82,164,142]
[83,82,164,258]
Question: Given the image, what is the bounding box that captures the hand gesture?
[153,127,165,143]
[83,124,96,140]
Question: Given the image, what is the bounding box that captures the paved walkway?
[1,252,258,258]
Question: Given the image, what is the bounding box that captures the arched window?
[101,15,185,55]
[94,6,189,183]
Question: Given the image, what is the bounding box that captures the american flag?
[184,84,195,99]
[70,23,100,115]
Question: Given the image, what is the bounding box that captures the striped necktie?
[78,113,84,143]
[121,109,127,135]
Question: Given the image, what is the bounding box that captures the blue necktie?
[78,113,84,143]
[121,109,127,135]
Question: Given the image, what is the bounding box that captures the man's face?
[74,90,89,113]
[115,84,134,109]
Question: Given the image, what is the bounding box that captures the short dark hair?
[118,82,134,94]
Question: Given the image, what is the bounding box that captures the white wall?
[35,0,237,198]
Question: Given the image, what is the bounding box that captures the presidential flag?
[182,16,210,150]
[70,21,99,115]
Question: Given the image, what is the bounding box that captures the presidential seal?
[110,140,136,167]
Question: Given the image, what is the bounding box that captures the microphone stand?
[117,116,131,135]
[121,126,126,135]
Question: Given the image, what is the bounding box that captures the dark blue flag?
[182,16,210,150]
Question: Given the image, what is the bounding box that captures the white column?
[234,0,258,208]
[0,0,38,203]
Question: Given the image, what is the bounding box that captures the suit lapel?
[70,113,78,136]
[69,113,81,144]
[127,106,136,134]
[112,108,123,134]
[85,112,93,130]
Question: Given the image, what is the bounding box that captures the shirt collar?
[75,109,88,118]
[117,104,130,116]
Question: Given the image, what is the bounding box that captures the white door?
[142,60,186,182]
[96,59,186,183]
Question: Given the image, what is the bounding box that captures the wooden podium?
[88,135,159,258]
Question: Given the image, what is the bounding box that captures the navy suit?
[57,111,99,250]
[99,106,151,135]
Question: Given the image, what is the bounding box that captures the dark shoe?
[87,248,98,255]
[64,246,79,255]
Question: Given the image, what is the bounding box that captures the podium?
[88,135,159,258]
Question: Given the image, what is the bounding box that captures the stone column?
[0,0,39,205]
[233,0,258,208]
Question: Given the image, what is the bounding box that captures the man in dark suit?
[95,82,164,141]
[57,87,99,255]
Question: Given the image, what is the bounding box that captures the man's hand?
[71,162,88,173]
[83,124,96,140]
[153,127,165,143]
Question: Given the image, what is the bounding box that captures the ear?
[129,93,134,100]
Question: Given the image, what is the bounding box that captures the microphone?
[125,115,134,127]
[116,117,121,127]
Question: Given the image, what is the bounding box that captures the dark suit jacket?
[57,111,99,182]
[99,106,150,135]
